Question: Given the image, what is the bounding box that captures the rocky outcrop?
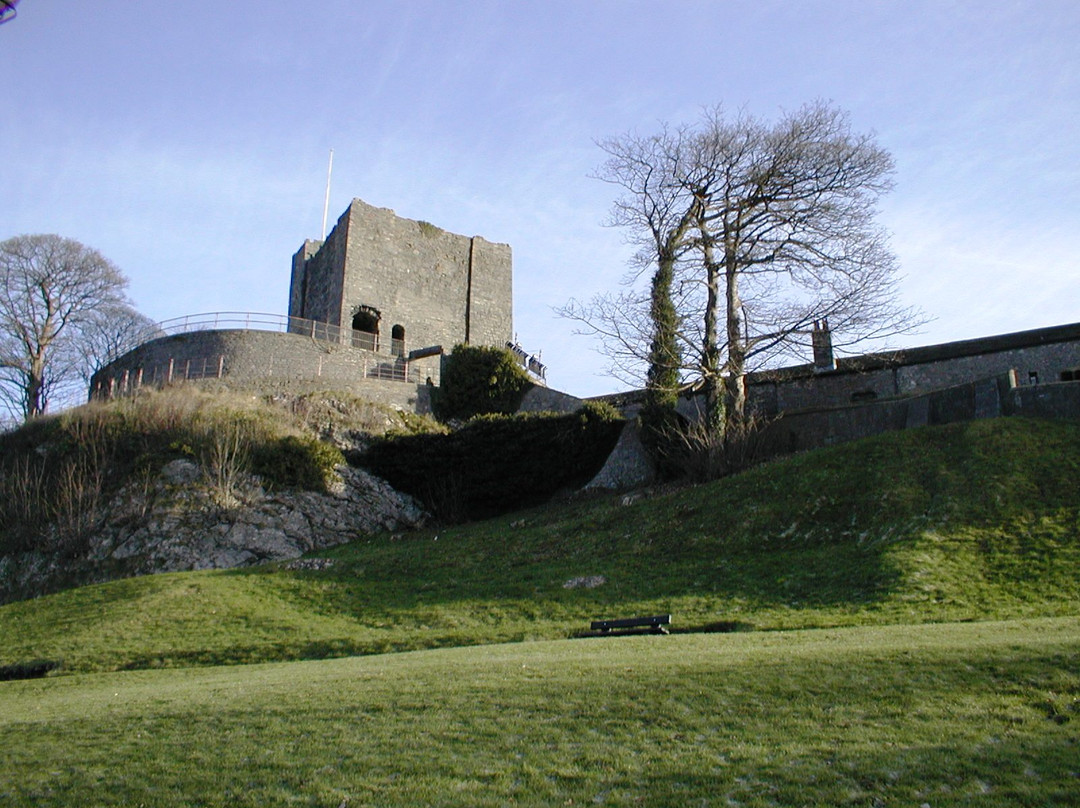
[585,419,655,490]
[0,459,426,603]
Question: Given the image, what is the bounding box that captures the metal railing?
[159,311,314,337]
[143,312,400,357]
[91,350,428,400]
[127,311,545,383]
[506,341,546,381]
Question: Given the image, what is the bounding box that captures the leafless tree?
[72,303,162,387]
[559,124,705,454]
[565,101,923,437]
[0,234,133,420]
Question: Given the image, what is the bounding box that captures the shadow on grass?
[260,418,1080,614]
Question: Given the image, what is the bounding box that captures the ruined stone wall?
[90,330,438,413]
[289,208,350,328]
[341,201,466,353]
[465,235,514,348]
[291,199,512,356]
[289,240,323,321]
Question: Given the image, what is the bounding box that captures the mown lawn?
[1,618,1078,807]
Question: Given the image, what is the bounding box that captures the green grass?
[1,416,1079,805]
[3,417,1080,674]
[1,618,1077,806]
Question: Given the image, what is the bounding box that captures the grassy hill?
[2,416,1079,806]
[3,416,1079,674]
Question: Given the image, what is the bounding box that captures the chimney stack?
[812,319,836,372]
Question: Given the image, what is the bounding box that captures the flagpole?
[321,148,334,240]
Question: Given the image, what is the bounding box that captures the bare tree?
[0,234,132,420]
[72,303,162,387]
[566,102,922,438]
[559,124,705,454]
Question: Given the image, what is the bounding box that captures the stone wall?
[750,322,1080,415]
[595,340,1080,488]
[466,235,514,347]
[290,238,338,326]
[747,373,1080,456]
[1009,380,1080,420]
[290,199,513,356]
[90,329,438,413]
[517,384,584,413]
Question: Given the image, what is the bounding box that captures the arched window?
[351,306,380,351]
[391,324,405,357]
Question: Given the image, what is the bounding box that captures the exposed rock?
[281,558,337,572]
[0,463,426,603]
[563,575,607,590]
[161,458,200,485]
[585,419,654,490]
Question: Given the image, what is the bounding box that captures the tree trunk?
[723,241,746,437]
[696,211,724,438]
[27,367,45,418]
[639,242,684,470]
[645,251,681,401]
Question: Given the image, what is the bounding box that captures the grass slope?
[1,619,1077,806]
[2,417,1080,674]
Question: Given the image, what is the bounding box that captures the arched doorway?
[391,324,405,357]
[351,306,380,351]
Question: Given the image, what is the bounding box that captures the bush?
[250,435,344,492]
[655,411,777,482]
[360,402,625,521]
[432,344,532,421]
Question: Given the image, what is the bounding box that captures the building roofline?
[754,320,1080,384]
[588,320,1080,402]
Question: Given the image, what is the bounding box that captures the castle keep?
[90,200,524,412]
[289,199,513,357]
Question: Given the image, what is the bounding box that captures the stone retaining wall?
[740,373,1080,455]
[90,329,438,413]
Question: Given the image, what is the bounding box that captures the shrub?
[0,412,111,556]
[655,410,777,482]
[360,403,625,521]
[432,344,532,421]
[250,435,344,492]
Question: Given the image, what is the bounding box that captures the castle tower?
[289,199,513,356]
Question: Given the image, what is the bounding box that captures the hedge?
[360,402,625,521]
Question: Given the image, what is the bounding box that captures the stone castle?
[289,199,513,361]
[92,197,1080,477]
[91,199,544,413]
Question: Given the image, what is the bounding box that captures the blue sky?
[3,1,1078,397]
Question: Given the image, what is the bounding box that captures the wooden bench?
[590,614,671,635]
